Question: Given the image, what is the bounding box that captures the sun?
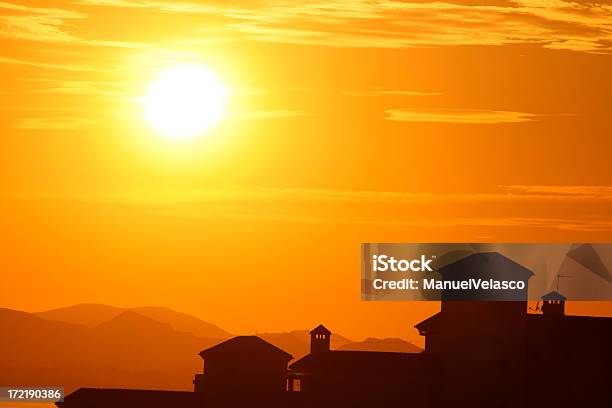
[141,64,229,140]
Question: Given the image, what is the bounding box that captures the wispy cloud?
[235,109,308,119]
[25,78,134,97]
[384,108,536,124]
[0,56,104,72]
[6,1,612,53]
[344,90,443,97]
[76,0,220,13]
[105,186,612,232]
[12,117,95,130]
[0,1,144,47]
[370,90,443,96]
[503,185,612,198]
[447,217,612,233]
[223,0,612,53]
[0,1,84,43]
[13,184,612,205]
[8,184,612,232]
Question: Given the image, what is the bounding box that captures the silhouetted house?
[416,253,533,406]
[56,252,611,408]
[525,291,611,407]
[56,388,198,408]
[438,251,534,301]
[194,335,292,406]
[288,324,430,407]
[415,253,612,408]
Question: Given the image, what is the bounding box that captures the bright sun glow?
[141,64,229,140]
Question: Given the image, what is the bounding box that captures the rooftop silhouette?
[53,252,612,408]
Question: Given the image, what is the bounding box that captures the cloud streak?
[235,109,308,119]
[73,0,612,53]
[0,1,85,43]
[503,185,612,198]
[1,1,610,56]
[0,56,104,72]
[226,0,612,53]
[384,108,536,124]
[12,117,95,130]
[25,78,134,97]
[344,90,443,97]
[0,1,144,47]
[6,184,612,232]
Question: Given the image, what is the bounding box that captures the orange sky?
[1,0,611,340]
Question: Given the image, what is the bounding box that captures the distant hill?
[287,329,353,349]
[1,307,223,393]
[3,305,419,392]
[93,310,176,335]
[256,332,312,360]
[35,304,231,338]
[35,303,125,327]
[338,337,422,353]
[254,331,421,360]
[258,330,354,360]
[130,306,230,339]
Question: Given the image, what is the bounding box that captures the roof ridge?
[199,335,293,359]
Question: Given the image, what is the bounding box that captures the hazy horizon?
[1,0,612,341]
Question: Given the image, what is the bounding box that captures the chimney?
[541,291,566,316]
[309,324,331,354]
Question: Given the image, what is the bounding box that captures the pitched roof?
[310,324,331,335]
[57,388,197,408]
[440,252,534,281]
[199,335,292,361]
[542,291,567,301]
[289,350,424,372]
[414,312,442,334]
[437,252,534,300]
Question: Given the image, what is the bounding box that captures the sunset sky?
[1,0,611,340]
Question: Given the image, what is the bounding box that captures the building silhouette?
[194,335,292,406]
[56,389,198,408]
[57,252,612,408]
[287,325,431,406]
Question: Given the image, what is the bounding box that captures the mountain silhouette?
[3,305,418,395]
[36,304,230,338]
[257,330,354,360]
[337,337,422,353]
[131,306,230,338]
[257,332,313,360]
[35,303,125,327]
[285,329,353,349]
[0,307,223,393]
[93,310,177,335]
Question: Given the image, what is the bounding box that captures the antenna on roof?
[529,300,541,312]
[531,274,572,314]
[557,274,572,292]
